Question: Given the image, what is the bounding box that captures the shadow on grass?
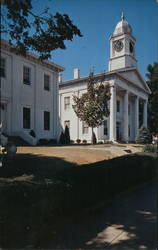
[0,152,157,249]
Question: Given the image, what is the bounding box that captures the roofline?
[1,39,65,72]
[59,71,116,87]
[60,67,151,95]
[116,72,150,95]
[116,67,151,94]
[109,33,136,41]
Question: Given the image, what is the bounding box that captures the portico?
[109,83,148,143]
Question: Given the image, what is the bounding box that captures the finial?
[121,11,125,21]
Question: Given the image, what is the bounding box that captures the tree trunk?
[91,127,94,144]
[91,127,97,144]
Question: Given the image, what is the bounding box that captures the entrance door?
[116,121,121,141]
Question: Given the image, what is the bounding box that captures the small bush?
[29,130,36,138]
[82,140,87,144]
[143,144,157,153]
[136,126,152,144]
[97,141,103,144]
[70,140,74,144]
[64,125,70,144]
[48,139,57,145]
[38,139,49,145]
[76,139,81,144]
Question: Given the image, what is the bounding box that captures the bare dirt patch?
[17,144,142,165]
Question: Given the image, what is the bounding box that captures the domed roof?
[113,12,132,35]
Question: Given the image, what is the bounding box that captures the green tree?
[146,62,158,134]
[73,73,111,144]
[1,0,82,59]
[59,131,65,144]
[64,125,70,144]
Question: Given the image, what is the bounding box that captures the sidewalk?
[49,180,157,249]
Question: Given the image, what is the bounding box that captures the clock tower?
[108,13,137,71]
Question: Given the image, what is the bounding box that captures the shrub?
[136,126,152,144]
[76,139,81,144]
[48,139,57,145]
[97,141,103,144]
[64,125,70,144]
[70,140,74,144]
[29,130,36,138]
[59,132,65,144]
[82,140,87,144]
[38,139,49,145]
[143,144,157,153]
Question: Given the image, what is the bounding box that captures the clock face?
[129,41,134,53]
[113,40,123,52]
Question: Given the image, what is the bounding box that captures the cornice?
[1,39,64,72]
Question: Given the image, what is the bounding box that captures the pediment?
[118,69,150,93]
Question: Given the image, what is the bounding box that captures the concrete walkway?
[48,180,157,249]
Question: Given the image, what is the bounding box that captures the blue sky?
[17,0,158,80]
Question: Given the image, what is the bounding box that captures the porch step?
[7,136,30,146]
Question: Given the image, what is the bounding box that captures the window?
[44,111,50,130]
[64,97,70,110]
[117,100,120,112]
[23,107,30,129]
[64,120,70,129]
[0,57,6,78]
[103,120,108,135]
[44,74,50,91]
[82,121,89,134]
[23,66,31,85]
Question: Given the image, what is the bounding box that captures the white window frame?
[64,97,70,110]
[82,121,89,134]
[44,111,50,131]
[103,120,108,136]
[23,106,31,129]
[44,74,50,91]
[23,66,31,85]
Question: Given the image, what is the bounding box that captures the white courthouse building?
[59,14,151,143]
[0,39,64,145]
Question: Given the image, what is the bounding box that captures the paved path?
[48,180,157,249]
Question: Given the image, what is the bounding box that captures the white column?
[134,96,139,141]
[123,91,129,142]
[143,100,148,127]
[109,86,116,141]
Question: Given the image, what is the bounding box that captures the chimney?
[58,73,62,83]
[74,68,80,79]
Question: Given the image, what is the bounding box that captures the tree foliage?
[64,125,70,144]
[59,125,70,144]
[1,0,82,59]
[146,62,158,134]
[73,73,111,144]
